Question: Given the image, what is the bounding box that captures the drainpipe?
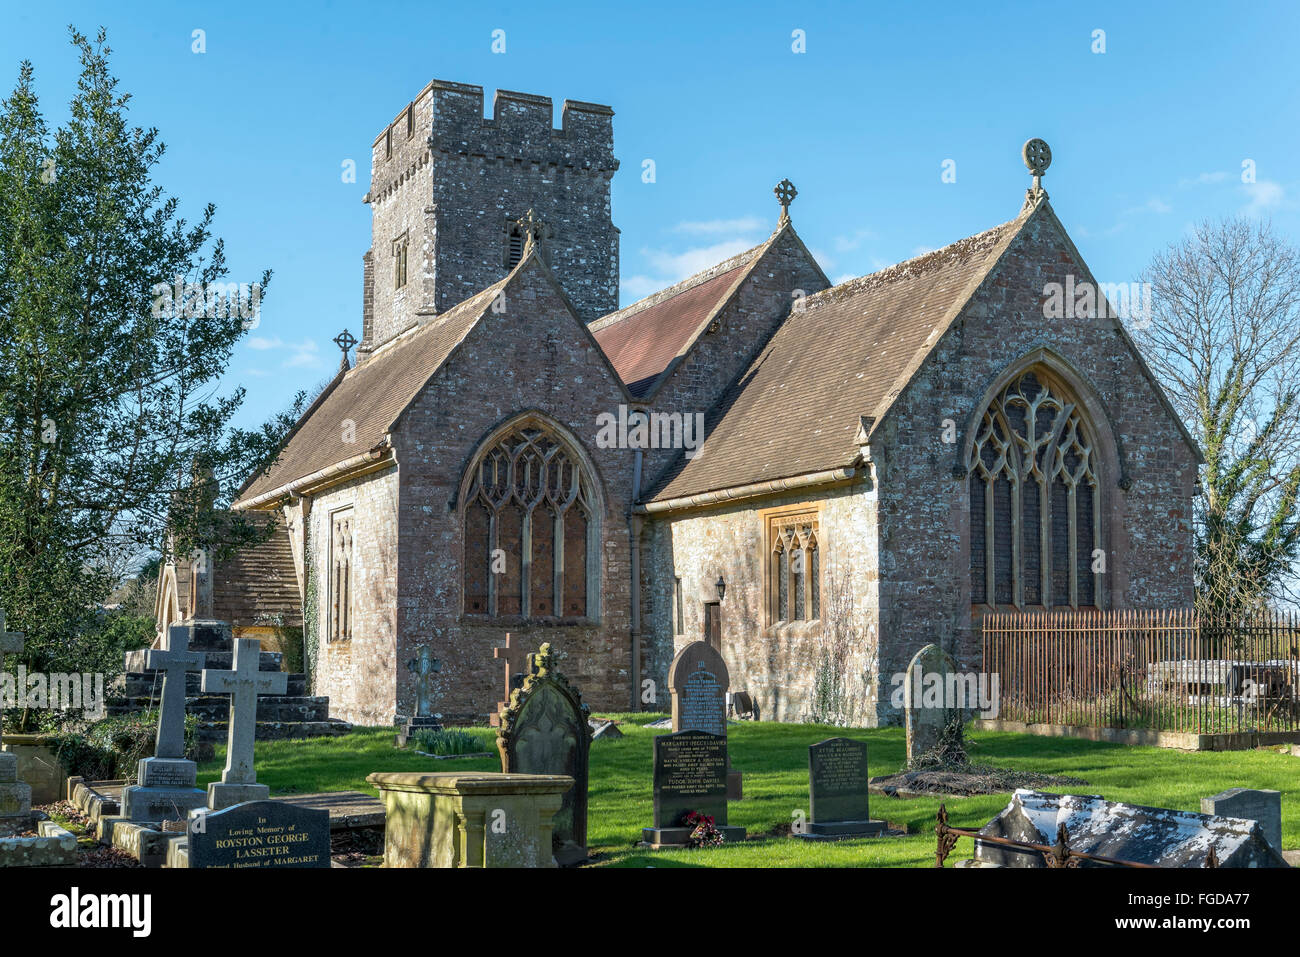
[630,449,643,711]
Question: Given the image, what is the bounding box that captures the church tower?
[358,79,620,358]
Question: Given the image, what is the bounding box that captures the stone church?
[156,78,1200,727]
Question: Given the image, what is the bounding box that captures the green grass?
[196,718,1300,867]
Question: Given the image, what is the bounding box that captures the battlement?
[372,78,617,172]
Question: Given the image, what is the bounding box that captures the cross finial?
[333,328,357,358]
[515,208,544,254]
[774,178,797,223]
[1021,138,1052,207]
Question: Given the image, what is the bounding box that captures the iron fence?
[981,608,1300,734]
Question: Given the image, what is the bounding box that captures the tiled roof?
[591,245,763,397]
[211,513,302,629]
[648,216,1024,503]
[236,277,507,505]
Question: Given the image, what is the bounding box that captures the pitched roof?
[591,243,765,397]
[211,513,302,629]
[648,215,1025,503]
[236,277,507,505]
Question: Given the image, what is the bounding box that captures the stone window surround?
[457,412,604,624]
[392,231,409,290]
[761,501,823,627]
[328,505,354,642]
[959,349,1127,614]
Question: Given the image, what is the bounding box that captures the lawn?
[195,716,1300,867]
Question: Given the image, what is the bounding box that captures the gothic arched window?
[463,424,597,619]
[968,370,1101,609]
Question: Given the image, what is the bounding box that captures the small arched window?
[463,424,597,619]
[968,370,1101,609]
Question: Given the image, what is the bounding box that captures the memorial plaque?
[188,801,329,869]
[652,730,729,829]
[809,737,870,824]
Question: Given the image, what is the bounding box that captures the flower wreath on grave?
[682,811,724,848]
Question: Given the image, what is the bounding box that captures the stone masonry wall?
[388,256,635,719]
[362,80,618,357]
[304,467,400,725]
[642,481,881,724]
[870,204,1198,724]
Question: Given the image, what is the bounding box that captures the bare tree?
[1135,218,1300,614]
[810,563,865,725]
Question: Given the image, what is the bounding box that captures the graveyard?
[172,718,1300,867]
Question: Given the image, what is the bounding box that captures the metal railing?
[982,608,1300,734]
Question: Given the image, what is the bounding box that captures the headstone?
[668,640,742,799]
[799,737,884,839]
[187,800,329,868]
[489,633,530,727]
[0,609,32,825]
[641,730,745,848]
[1202,788,1282,853]
[121,623,208,822]
[974,789,1289,868]
[397,647,442,746]
[497,643,592,865]
[201,638,287,810]
[904,643,959,766]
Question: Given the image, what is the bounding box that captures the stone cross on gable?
[407,647,440,718]
[774,178,797,223]
[148,624,206,760]
[201,638,286,786]
[0,608,22,744]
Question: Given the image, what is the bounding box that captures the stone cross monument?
[201,638,286,810]
[121,623,208,821]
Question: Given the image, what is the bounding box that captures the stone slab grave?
[203,637,286,810]
[489,633,530,728]
[0,607,78,865]
[669,640,742,800]
[120,623,208,823]
[796,737,885,840]
[904,643,960,766]
[969,789,1289,868]
[396,646,442,746]
[641,729,745,848]
[2,735,65,805]
[1202,788,1282,853]
[497,642,592,865]
[171,800,330,869]
[368,771,572,868]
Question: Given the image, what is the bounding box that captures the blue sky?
[3,0,1298,427]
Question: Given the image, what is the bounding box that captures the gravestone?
[497,642,592,865]
[201,638,287,810]
[904,643,959,766]
[669,640,742,799]
[187,800,329,868]
[799,737,884,839]
[489,633,530,727]
[641,730,745,848]
[122,623,208,822]
[1202,788,1282,853]
[974,790,1289,868]
[397,647,442,746]
[0,609,32,828]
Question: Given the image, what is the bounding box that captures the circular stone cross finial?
[1022,138,1052,177]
